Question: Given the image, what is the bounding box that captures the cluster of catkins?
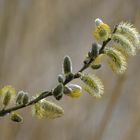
[0,18,139,122]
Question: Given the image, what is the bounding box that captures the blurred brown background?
[0,0,140,140]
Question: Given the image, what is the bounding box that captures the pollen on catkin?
[32,100,64,119]
[104,48,127,74]
[116,22,140,49]
[81,74,104,98]
[112,33,136,56]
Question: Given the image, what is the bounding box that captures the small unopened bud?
[90,64,101,69]
[75,72,82,78]
[63,86,72,94]
[95,18,103,26]
[65,73,74,82]
[58,74,64,83]
[63,56,72,75]
[16,91,24,105]
[16,91,29,105]
[10,112,23,123]
[22,93,29,105]
[91,43,99,58]
[53,84,63,100]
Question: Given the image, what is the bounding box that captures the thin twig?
[0,91,52,116]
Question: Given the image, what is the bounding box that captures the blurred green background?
[0,0,140,140]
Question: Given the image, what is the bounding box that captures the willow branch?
[0,26,117,117]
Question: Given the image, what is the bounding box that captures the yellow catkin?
[0,85,16,95]
[81,74,104,98]
[0,85,16,108]
[104,48,127,74]
[116,22,140,49]
[32,100,64,119]
[112,33,136,56]
[93,23,111,41]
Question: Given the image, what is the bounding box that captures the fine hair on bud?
[58,74,64,83]
[32,100,64,119]
[112,33,136,56]
[22,92,29,105]
[63,56,72,75]
[16,91,29,105]
[16,91,24,105]
[104,48,127,74]
[53,84,63,100]
[65,73,74,82]
[90,43,99,58]
[10,112,23,123]
[64,86,72,94]
[81,74,104,98]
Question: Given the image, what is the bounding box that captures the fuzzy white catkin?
[32,100,64,119]
[112,33,136,56]
[81,74,104,98]
[116,22,140,49]
[104,48,127,74]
